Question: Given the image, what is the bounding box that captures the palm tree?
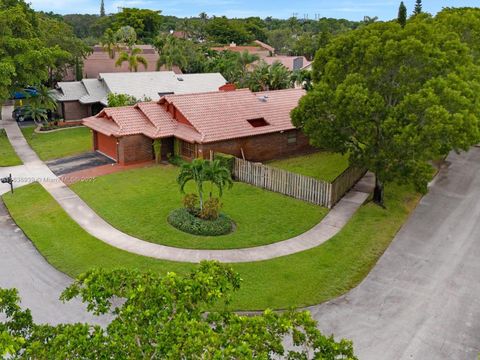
[177,159,232,210]
[156,36,187,71]
[101,29,118,59]
[177,158,209,210]
[268,62,293,90]
[115,47,148,72]
[24,103,48,126]
[205,159,233,198]
[35,85,57,111]
[238,50,259,73]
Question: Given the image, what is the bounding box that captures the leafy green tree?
[107,93,139,107]
[112,8,162,42]
[154,35,188,71]
[101,28,118,59]
[115,47,148,72]
[247,61,292,91]
[414,0,422,15]
[398,2,407,27]
[292,69,313,90]
[292,18,480,206]
[0,262,356,359]
[206,17,253,44]
[206,50,244,83]
[115,25,137,48]
[0,0,70,101]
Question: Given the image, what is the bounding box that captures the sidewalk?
[1,104,373,263]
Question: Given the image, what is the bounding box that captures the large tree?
[0,262,356,359]
[291,16,480,206]
[397,2,407,27]
[0,0,70,100]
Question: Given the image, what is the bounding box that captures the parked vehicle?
[11,87,38,100]
[12,106,32,122]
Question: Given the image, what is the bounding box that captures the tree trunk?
[373,174,385,208]
[198,183,204,210]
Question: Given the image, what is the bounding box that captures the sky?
[29,0,479,20]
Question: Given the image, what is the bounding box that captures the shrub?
[167,208,233,236]
[183,194,198,214]
[214,152,235,174]
[200,197,221,220]
[167,153,184,166]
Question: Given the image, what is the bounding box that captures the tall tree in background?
[154,35,187,71]
[414,0,422,15]
[101,28,118,59]
[398,2,407,27]
[292,17,480,206]
[0,0,70,100]
[100,0,105,16]
[115,47,148,72]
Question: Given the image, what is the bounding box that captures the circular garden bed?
[167,208,234,236]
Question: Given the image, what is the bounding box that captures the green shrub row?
[167,208,233,236]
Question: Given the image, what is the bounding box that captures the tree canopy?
[0,0,73,99]
[0,262,356,359]
[292,12,480,205]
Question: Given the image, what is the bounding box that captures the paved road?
[310,148,480,359]
[0,201,108,325]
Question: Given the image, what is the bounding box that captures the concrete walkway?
[1,105,372,263]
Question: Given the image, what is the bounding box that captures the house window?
[181,141,195,158]
[247,118,269,127]
[287,132,297,145]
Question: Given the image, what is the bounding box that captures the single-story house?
[61,45,181,81]
[52,72,228,120]
[259,56,311,71]
[211,40,275,57]
[82,88,312,164]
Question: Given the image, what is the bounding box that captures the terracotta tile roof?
[83,89,305,144]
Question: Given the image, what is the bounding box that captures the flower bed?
[168,208,234,236]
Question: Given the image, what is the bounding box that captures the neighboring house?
[82,88,311,164]
[52,72,228,120]
[211,40,275,57]
[260,56,312,71]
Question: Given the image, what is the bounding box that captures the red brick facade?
[197,129,313,162]
[117,134,154,165]
[60,101,91,121]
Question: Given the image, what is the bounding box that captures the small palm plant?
[101,29,118,59]
[177,159,232,211]
[24,103,48,126]
[115,47,148,72]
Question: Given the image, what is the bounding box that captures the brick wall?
[61,101,91,121]
[197,129,314,162]
[117,135,153,164]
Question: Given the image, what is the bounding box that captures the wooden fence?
[233,158,366,208]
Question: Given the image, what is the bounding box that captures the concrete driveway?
[309,148,480,359]
[0,201,108,325]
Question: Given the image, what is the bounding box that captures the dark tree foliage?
[292,13,480,206]
[398,1,407,27]
[0,262,357,359]
[414,0,422,15]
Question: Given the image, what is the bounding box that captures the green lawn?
[70,166,327,249]
[21,126,91,161]
[268,152,349,182]
[0,129,22,167]
[2,181,420,310]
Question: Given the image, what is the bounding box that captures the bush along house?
[82,88,313,164]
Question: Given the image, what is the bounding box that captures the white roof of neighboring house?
[53,72,227,106]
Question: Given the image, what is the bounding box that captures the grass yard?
[21,126,91,161]
[3,181,420,310]
[70,166,327,249]
[0,129,22,167]
[268,152,349,182]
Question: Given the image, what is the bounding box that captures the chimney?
[219,83,236,92]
